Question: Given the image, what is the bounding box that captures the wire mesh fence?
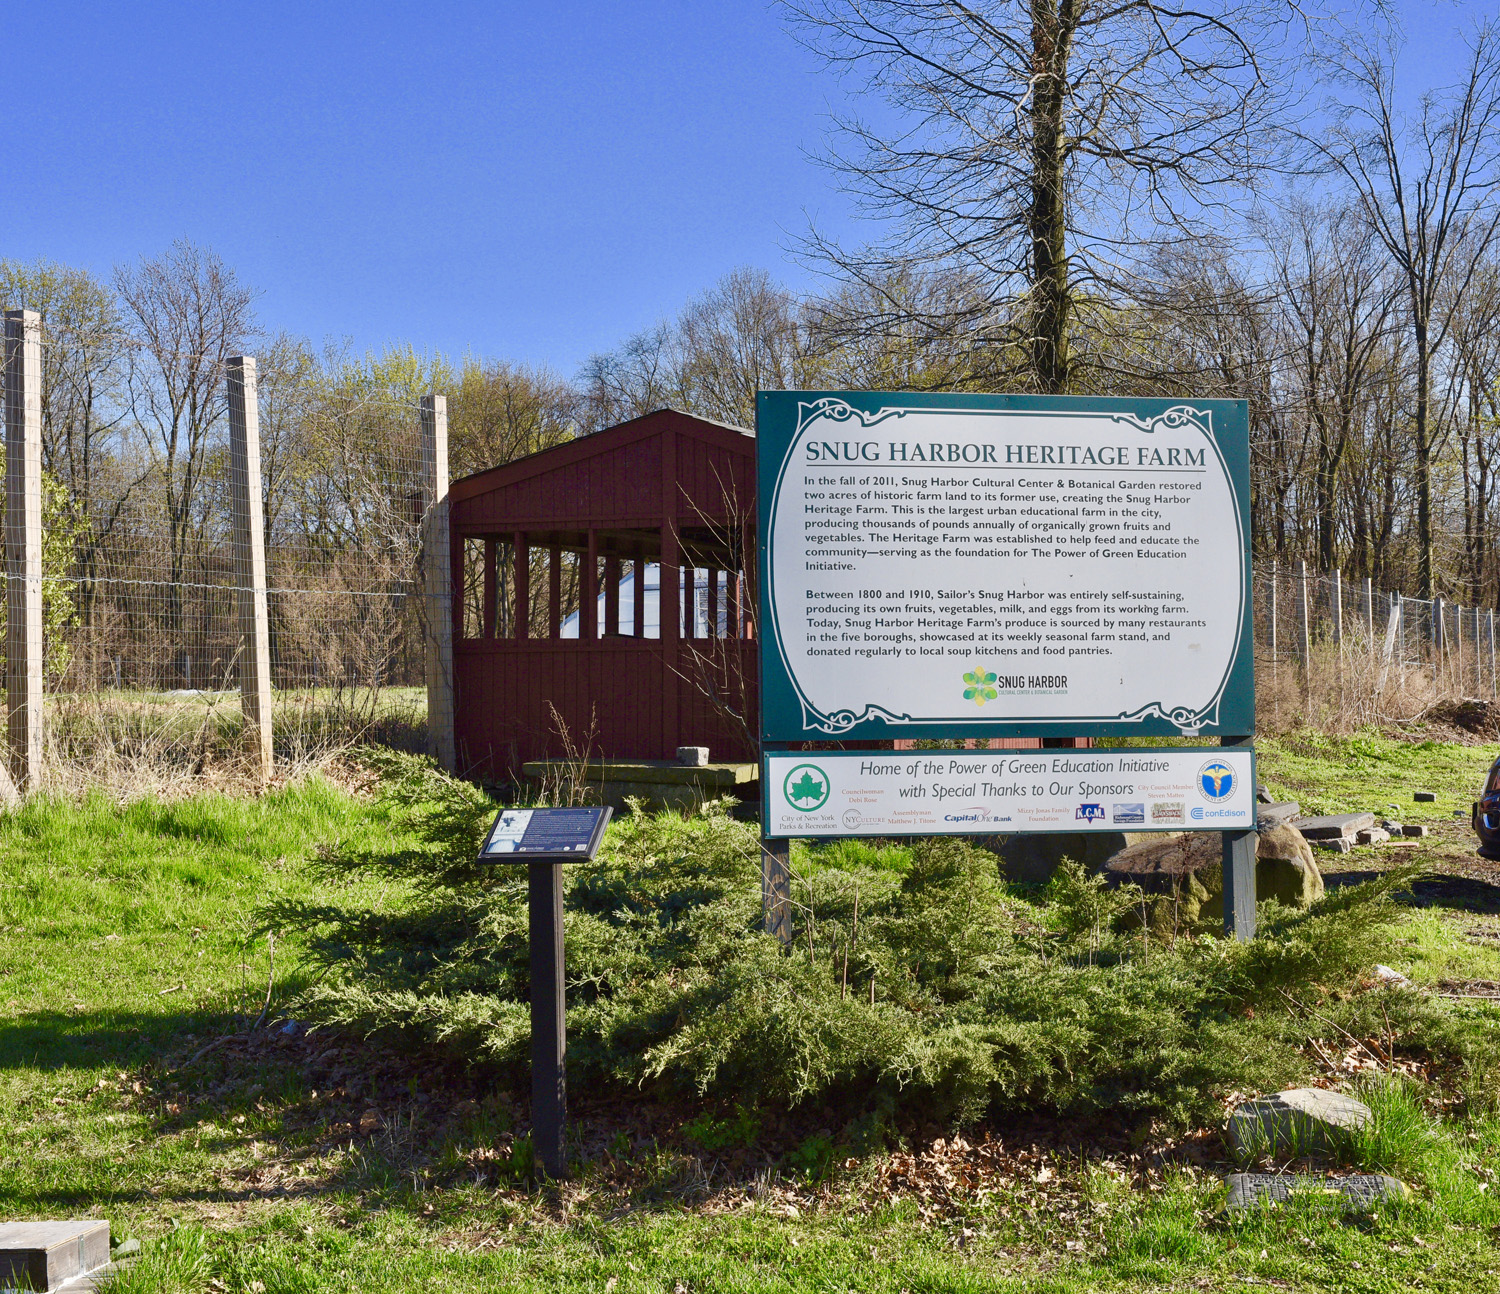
[5,311,1497,794]
[3,331,437,793]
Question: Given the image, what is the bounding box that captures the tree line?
[4,2,1500,694]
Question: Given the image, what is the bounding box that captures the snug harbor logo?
[783,763,831,812]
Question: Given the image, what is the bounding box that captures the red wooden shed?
[448,406,1085,781]
[449,408,758,780]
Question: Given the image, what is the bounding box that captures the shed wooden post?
[603,552,620,637]
[225,356,274,779]
[3,309,43,795]
[420,394,456,771]
[632,546,646,638]
[583,530,598,640]
[513,532,529,640]
[548,543,562,638]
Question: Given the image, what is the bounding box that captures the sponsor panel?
[765,750,1254,838]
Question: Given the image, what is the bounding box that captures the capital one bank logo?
[783,763,831,812]
[1197,759,1236,802]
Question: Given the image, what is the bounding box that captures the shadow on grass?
[0,1008,240,1072]
[1324,870,1500,913]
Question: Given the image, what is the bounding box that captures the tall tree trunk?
[1029,1,1072,394]
[1415,324,1434,597]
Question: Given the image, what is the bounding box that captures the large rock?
[1103,824,1324,934]
[1228,1088,1371,1160]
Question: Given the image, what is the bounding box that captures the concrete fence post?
[1331,568,1343,646]
[3,309,43,796]
[420,394,456,772]
[1298,560,1312,708]
[1365,577,1375,662]
[225,357,274,780]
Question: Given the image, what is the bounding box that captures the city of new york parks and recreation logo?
[783,763,831,812]
[1197,759,1237,802]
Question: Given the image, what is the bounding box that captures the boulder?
[1103,823,1323,934]
[983,831,1136,885]
[1228,1088,1372,1160]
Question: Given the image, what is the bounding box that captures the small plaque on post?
[478,806,612,863]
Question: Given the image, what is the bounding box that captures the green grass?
[2,762,1500,1290]
[1254,729,1500,822]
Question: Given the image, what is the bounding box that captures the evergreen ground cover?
[0,731,1498,1290]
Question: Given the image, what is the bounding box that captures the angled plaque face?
[478,806,613,863]
[757,393,1254,741]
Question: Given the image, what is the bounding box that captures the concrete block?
[1355,828,1391,846]
[1256,802,1301,828]
[1296,812,1375,840]
[1414,791,1437,802]
[1314,837,1353,853]
[1401,824,1430,838]
[1225,1173,1409,1212]
[0,1220,110,1291]
[675,746,709,767]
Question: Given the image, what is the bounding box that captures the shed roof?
[448,407,756,535]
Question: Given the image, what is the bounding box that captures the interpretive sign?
[756,393,1253,741]
[478,806,612,863]
[764,747,1255,839]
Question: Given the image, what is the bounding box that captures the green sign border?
[755,391,1255,743]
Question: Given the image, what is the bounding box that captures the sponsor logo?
[1112,802,1145,824]
[782,763,830,812]
[943,808,1013,824]
[1193,806,1245,820]
[1075,803,1106,823]
[1197,759,1236,802]
[842,809,884,830]
[1151,801,1185,824]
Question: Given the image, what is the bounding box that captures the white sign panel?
[764,748,1256,837]
[758,396,1252,737]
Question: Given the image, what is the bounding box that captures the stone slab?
[1225,1173,1410,1212]
[1295,812,1376,840]
[1356,828,1391,846]
[1414,791,1437,802]
[1313,837,1353,853]
[1256,802,1301,828]
[1402,824,1430,838]
[0,1220,110,1291]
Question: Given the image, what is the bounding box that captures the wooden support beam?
[483,538,498,638]
[604,553,621,637]
[549,543,562,639]
[583,530,599,640]
[513,532,529,640]
[633,545,646,638]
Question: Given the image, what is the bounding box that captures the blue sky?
[0,1,1484,377]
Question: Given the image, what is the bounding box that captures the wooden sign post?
[478,805,612,1177]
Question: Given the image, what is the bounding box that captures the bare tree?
[1312,23,1500,596]
[115,241,256,631]
[783,0,1302,393]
